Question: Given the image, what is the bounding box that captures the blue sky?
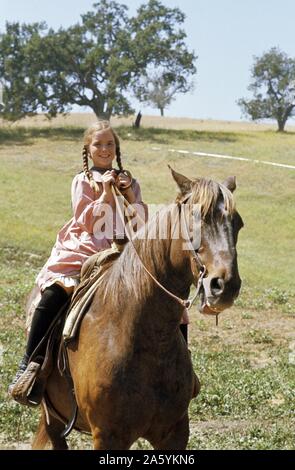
[1,0,294,121]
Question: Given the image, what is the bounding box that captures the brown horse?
[32,169,243,450]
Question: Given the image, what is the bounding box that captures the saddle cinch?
[11,243,123,407]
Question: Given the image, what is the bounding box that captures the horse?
[32,168,243,450]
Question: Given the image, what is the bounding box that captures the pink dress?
[35,168,145,292]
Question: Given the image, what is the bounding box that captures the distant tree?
[135,71,194,116]
[238,47,295,132]
[131,0,196,116]
[133,111,142,128]
[0,22,62,121]
[0,1,134,121]
[44,0,135,119]
[0,0,197,121]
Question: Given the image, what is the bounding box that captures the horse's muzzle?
[199,274,241,315]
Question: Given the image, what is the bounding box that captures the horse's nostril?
[210,277,225,296]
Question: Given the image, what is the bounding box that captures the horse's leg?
[32,407,49,450]
[152,413,190,450]
[91,427,131,450]
[33,405,68,450]
[45,415,68,450]
[92,429,107,450]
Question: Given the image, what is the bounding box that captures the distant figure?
[133,111,142,129]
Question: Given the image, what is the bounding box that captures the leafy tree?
[44,1,135,119]
[135,70,194,116]
[131,0,196,116]
[238,47,295,132]
[0,1,134,120]
[0,0,197,121]
[0,22,61,121]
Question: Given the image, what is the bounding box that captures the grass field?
[0,115,294,449]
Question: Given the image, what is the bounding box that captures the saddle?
[12,242,124,407]
[63,242,123,343]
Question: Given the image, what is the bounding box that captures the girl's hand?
[101,170,117,193]
[115,172,132,191]
[116,172,136,203]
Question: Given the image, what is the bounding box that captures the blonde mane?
[184,178,235,219]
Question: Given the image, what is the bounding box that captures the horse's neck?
[118,222,191,328]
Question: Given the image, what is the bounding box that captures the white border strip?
[151,147,295,170]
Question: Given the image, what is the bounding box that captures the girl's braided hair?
[82,120,123,193]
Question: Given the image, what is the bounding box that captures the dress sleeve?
[131,179,148,223]
[71,174,103,234]
[132,179,143,203]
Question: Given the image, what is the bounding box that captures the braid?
[112,132,133,185]
[111,130,123,172]
[82,145,100,193]
[116,147,124,172]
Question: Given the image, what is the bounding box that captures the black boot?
[25,283,69,359]
[8,283,69,401]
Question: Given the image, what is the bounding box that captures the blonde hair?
[82,120,123,193]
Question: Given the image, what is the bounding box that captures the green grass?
[187,344,295,449]
[0,123,294,449]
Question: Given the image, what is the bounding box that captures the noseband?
[179,193,207,309]
[180,193,221,324]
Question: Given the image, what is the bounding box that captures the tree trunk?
[91,100,110,121]
[277,106,295,132]
[94,110,111,120]
[134,111,142,128]
[277,119,286,132]
[160,107,164,117]
[104,105,113,121]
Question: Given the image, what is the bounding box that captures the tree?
[0,22,62,121]
[133,111,142,128]
[47,0,135,119]
[0,1,134,120]
[238,47,295,132]
[0,0,197,121]
[131,0,196,116]
[135,70,194,116]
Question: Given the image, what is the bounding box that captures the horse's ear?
[168,165,192,195]
[223,176,236,193]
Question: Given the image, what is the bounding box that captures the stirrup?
[8,361,41,407]
[27,378,45,406]
[8,363,27,396]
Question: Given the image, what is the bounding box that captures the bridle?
[111,185,207,311]
[177,192,222,324]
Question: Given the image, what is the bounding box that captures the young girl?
[8,120,147,401]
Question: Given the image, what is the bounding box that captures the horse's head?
[170,167,244,316]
